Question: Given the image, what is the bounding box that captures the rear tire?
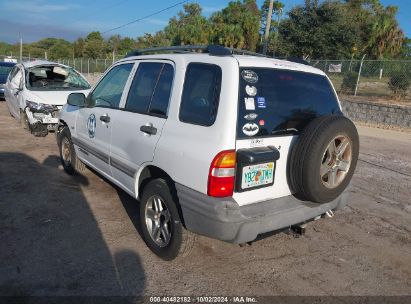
[58,127,86,175]
[140,178,196,260]
[289,115,359,203]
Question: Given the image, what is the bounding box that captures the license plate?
[241,162,275,189]
[42,117,59,124]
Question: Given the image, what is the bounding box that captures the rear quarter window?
[179,63,222,126]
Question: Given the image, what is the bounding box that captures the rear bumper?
[176,183,349,244]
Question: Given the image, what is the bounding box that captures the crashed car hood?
[25,89,90,106]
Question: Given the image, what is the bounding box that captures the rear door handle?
[100,115,110,123]
[140,124,157,135]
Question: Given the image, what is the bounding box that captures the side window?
[149,64,173,116]
[179,63,222,126]
[125,62,173,116]
[90,63,133,108]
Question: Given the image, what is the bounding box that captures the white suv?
[57,45,359,260]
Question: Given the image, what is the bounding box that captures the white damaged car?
[5,60,91,136]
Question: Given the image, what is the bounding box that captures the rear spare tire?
[289,115,359,203]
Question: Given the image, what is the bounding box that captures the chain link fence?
[2,54,411,101]
[0,54,122,74]
[312,59,411,101]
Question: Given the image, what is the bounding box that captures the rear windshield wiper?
[271,128,299,135]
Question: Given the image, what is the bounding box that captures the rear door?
[110,61,174,195]
[233,67,342,205]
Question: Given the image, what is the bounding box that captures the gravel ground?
[0,101,410,297]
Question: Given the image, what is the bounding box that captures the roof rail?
[286,57,311,66]
[125,45,268,58]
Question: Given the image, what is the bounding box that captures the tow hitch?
[290,223,306,237]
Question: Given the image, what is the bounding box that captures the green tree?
[73,38,85,58]
[84,31,104,59]
[119,37,136,55]
[345,0,404,59]
[164,3,211,45]
[135,31,171,49]
[399,38,411,58]
[278,1,360,58]
[107,34,121,56]
[365,6,404,58]
[211,0,260,51]
[260,0,284,35]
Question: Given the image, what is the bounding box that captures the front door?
[110,61,174,194]
[74,62,134,178]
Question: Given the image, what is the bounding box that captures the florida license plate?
[241,162,275,189]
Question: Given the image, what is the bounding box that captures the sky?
[0,0,410,44]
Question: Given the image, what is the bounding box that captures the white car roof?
[21,60,69,69]
[118,53,325,76]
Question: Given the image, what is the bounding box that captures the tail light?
[208,150,236,197]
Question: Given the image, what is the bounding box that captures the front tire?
[58,127,86,175]
[140,179,196,260]
[20,110,29,130]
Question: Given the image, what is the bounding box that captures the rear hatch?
[233,67,342,206]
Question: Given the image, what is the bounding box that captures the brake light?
[208,150,236,197]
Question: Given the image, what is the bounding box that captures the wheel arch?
[58,119,68,130]
[135,164,174,199]
[135,164,186,227]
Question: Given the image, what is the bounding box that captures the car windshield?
[0,65,14,76]
[237,67,342,139]
[26,65,90,91]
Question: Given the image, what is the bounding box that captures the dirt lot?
[0,101,410,297]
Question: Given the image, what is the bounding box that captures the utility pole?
[19,33,23,63]
[263,0,274,55]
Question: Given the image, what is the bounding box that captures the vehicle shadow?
[0,152,145,297]
[75,164,145,241]
[115,189,144,240]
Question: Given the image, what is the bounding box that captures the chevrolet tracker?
[57,45,359,260]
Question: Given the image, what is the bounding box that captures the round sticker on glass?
[242,123,259,136]
[245,85,257,96]
[244,113,258,121]
[241,70,258,84]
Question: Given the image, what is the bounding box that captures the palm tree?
[366,6,404,59]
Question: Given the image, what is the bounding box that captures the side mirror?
[67,93,86,107]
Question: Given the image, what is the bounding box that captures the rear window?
[237,68,341,139]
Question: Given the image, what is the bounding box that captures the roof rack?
[125,45,268,58]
